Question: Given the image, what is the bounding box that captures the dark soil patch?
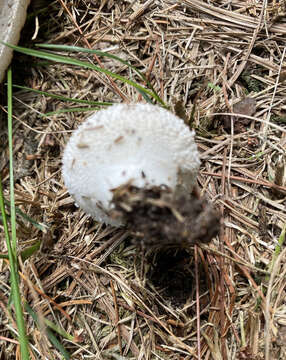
[110,184,220,248]
[147,248,195,307]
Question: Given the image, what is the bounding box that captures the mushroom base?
[110,184,220,247]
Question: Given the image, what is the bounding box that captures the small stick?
[201,171,286,193]
[219,148,227,360]
[110,280,123,355]
[195,245,201,360]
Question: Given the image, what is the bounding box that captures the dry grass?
[1,0,286,359]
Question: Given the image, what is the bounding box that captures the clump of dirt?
[110,184,220,247]
[222,97,257,133]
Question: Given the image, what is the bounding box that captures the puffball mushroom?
[62,103,200,226]
[0,0,30,82]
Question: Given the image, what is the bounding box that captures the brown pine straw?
[195,244,201,360]
[110,280,123,355]
[1,0,286,358]
[202,171,286,193]
[219,148,227,360]
[265,246,286,360]
[58,0,129,102]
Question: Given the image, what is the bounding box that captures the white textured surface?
[0,0,30,82]
[62,103,201,226]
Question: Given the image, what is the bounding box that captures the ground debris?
[223,97,257,133]
[110,184,220,247]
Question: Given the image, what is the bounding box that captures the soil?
[110,184,221,247]
[110,184,220,307]
[147,248,196,307]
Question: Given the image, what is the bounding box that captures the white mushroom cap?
[62,103,200,226]
[0,0,30,82]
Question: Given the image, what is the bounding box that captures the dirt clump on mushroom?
[110,184,220,247]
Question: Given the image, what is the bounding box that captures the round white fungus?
[62,103,200,226]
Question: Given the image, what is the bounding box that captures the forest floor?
[1,1,286,359]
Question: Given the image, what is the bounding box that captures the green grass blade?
[0,68,30,360]
[2,199,48,232]
[20,241,41,262]
[42,318,74,341]
[12,85,113,106]
[0,241,41,261]
[2,42,163,105]
[25,304,71,360]
[8,71,16,254]
[266,223,286,281]
[38,43,148,78]
[37,43,167,107]
[43,106,100,117]
[14,208,48,232]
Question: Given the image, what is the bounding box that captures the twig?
[110,280,123,355]
[265,247,286,360]
[201,171,286,193]
[262,46,286,150]
[194,245,201,360]
[220,148,227,360]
